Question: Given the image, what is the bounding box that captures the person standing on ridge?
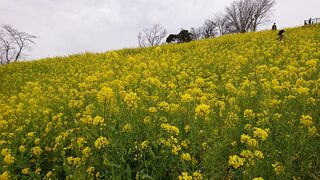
[272,23,277,30]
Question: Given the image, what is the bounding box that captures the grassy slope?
[0,25,320,179]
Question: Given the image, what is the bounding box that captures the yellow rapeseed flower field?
[0,24,320,179]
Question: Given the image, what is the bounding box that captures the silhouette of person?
[278,29,285,41]
[309,18,312,25]
[272,23,277,30]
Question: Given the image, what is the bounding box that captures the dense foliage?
[0,25,320,179]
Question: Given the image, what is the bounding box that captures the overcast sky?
[0,0,319,60]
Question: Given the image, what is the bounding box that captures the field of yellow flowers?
[1,24,320,179]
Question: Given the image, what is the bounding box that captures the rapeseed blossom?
[3,154,15,165]
[181,93,193,103]
[35,168,41,174]
[184,125,190,133]
[1,148,15,165]
[244,109,255,119]
[0,171,10,180]
[240,134,258,148]
[253,128,269,141]
[31,146,43,156]
[161,123,179,135]
[122,123,132,132]
[178,172,192,180]
[140,140,149,150]
[272,162,284,175]
[308,126,318,137]
[229,155,245,169]
[66,156,81,167]
[240,149,254,159]
[181,139,190,148]
[158,101,170,111]
[300,115,313,126]
[148,107,157,113]
[192,170,203,180]
[143,116,151,124]
[45,171,52,179]
[1,148,10,156]
[76,137,87,147]
[171,144,181,155]
[181,152,191,161]
[86,166,95,175]
[123,92,139,108]
[21,168,30,175]
[94,136,109,149]
[254,150,264,159]
[97,87,114,102]
[92,116,104,125]
[252,177,264,180]
[82,147,91,157]
[195,104,210,118]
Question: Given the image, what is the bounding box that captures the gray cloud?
[0,0,319,60]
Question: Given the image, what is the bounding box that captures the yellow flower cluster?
[300,115,313,126]
[122,123,132,132]
[0,171,10,180]
[252,177,264,180]
[21,168,30,175]
[272,162,284,175]
[178,172,192,180]
[228,155,245,169]
[123,92,139,108]
[82,147,91,157]
[80,115,104,125]
[158,136,181,155]
[31,146,43,156]
[97,87,115,102]
[195,104,210,118]
[253,128,269,141]
[1,148,14,165]
[181,93,193,103]
[158,101,170,111]
[66,156,82,168]
[161,123,180,135]
[94,136,109,149]
[244,109,255,119]
[178,170,203,180]
[86,166,95,175]
[240,134,258,148]
[300,115,318,136]
[181,152,191,161]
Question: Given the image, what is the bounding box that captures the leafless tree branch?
[190,27,203,40]
[138,24,167,47]
[225,0,275,33]
[0,25,37,65]
[212,13,233,36]
[202,19,217,38]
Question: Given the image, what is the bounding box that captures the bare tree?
[250,0,275,31]
[0,25,37,65]
[190,14,230,40]
[189,19,217,40]
[190,27,203,40]
[201,19,217,38]
[225,0,275,33]
[138,24,167,47]
[212,13,230,36]
[225,0,255,33]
